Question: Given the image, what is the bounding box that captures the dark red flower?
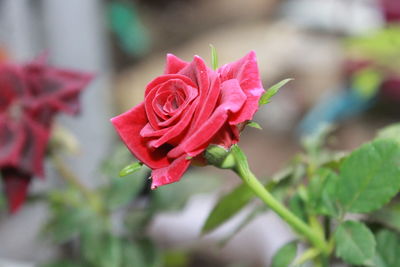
[380,0,400,23]
[0,55,92,213]
[380,76,400,101]
[111,52,264,189]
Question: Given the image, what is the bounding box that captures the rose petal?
[1,168,31,213]
[151,79,198,124]
[158,88,198,128]
[380,77,400,101]
[0,115,50,177]
[218,51,264,125]
[23,59,93,116]
[168,79,246,158]
[164,54,190,74]
[21,61,92,133]
[380,0,400,22]
[152,89,170,120]
[0,64,24,112]
[140,123,167,138]
[145,76,197,130]
[189,71,221,132]
[150,98,199,148]
[145,84,164,130]
[151,155,191,189]
[19,116,50,177]
[0,116,25,168]
[211,121,240,149]
[111,103,170,169]
[145,74,196,96]
[178,56,209,97]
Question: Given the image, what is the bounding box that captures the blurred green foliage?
[346,26,400,72]
[42,144,218,267]
[203,124,400,266]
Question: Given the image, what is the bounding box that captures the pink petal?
[140,123,167,138]
[168,79,246,158]
[151,98,199,148]
[145,74,196,96]
[178,56,210,98]
[380,77,400,101]
[145,84,164,130]
[211,122,240,149]
[151,155,191,189]
[23,59,93,117]
[0,116,25,168]
[149,79,198,127]
[111,103,170,169]
[19,116,50,177]
[1,168,32,213]
[188,71,221,133]
[0,64,24,112]
[157,84,198,128]
[218,51,264,125]
[152,90,169,120]
[164,54,190,74]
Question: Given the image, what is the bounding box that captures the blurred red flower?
[0,55,92,213]
[380,0,400,23]
[112,51,264,189]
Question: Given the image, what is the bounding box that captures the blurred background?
[0,0,399,266]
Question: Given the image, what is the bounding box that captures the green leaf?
[346,27,400,70]
[352,68,382,98]
[45,207,92,243]
[308,168,341,217]
[202,183,255,234]
[337,139,400,213]
[289,193,308,223]
[106,168,146,209]
[85,231,125,267]
[247,121,262,130]
[81,231,123,267]
[119,162,143,177]
[373,230,400,267]
[377,123,400,144]
[137,239,163,267]
[370,202,400,232]
[101,236,123,267]
[259,78,293,106]
[210,44,218,70]
[164,250,189,267]
[271,240,297,267]
[41,260,86,267]
[335,221,376,265]
[121,242,146,267]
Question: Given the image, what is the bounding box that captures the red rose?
[380,76,400,101]
[0,55,92,212]
[380,0,400,23]
[111,51,264,189]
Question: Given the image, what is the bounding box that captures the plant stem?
[234,166,329,255]
[50,153,102,212]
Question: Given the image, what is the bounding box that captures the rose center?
[159,86,186,115]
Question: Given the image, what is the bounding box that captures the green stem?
[234,166,328,255]
[50,153,102,213]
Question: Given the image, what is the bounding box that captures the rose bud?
[111,51,264,189]
[0,55,93,213]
